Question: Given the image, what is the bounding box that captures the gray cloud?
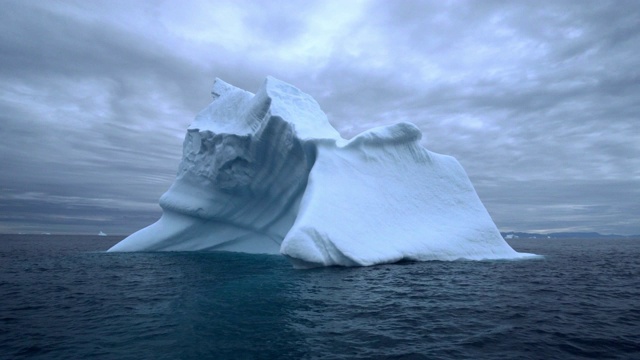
[0,0,638,235]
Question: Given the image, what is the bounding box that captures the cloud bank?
[1,0,638,235]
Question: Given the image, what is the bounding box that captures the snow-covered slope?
[108,77,534,266]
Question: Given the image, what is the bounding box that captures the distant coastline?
[501,231,639,239]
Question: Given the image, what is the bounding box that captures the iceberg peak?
[108,76,534,267]
[210,78,235,100]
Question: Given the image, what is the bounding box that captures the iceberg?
[108,76,533,267]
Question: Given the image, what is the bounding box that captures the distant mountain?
[501,231,638,239]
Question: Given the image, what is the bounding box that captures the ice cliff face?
[108,77,533,267]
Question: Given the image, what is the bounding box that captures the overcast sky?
[1,0,639,235]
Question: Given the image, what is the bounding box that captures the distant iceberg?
[98,231,107,236]
[108,77,535,267]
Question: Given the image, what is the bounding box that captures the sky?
[1,0,639,235]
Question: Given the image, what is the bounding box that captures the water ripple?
[1,235,639,359]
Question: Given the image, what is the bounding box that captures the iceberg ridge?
[108,77,533,266]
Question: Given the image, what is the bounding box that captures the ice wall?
[108,77,534,266]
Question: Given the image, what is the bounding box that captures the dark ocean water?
[1,235,639,359]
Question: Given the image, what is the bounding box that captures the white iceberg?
[108,77,534,267]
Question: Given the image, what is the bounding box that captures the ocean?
[1,235,638,359]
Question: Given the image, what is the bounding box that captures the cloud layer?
[1,0,639,235]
